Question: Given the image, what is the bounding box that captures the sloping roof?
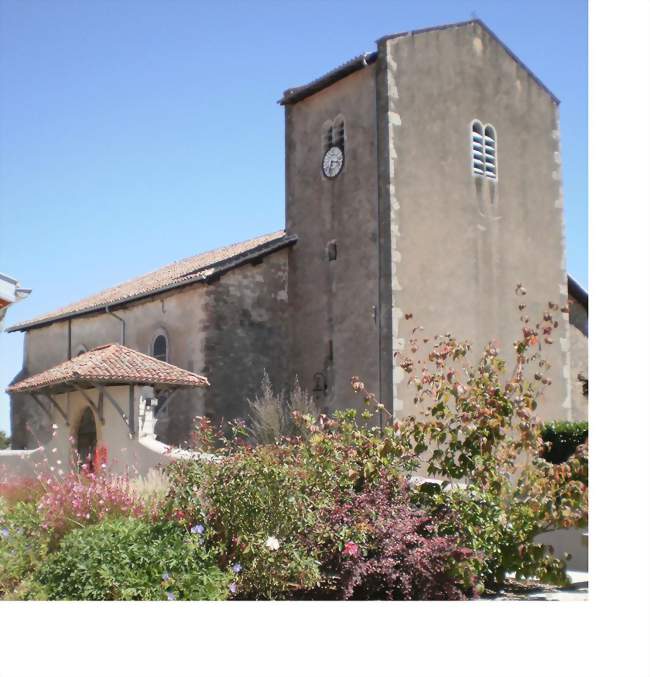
[280,51,378,105]
[568,274,588,310]
[280,19,558,106]
[8,231,296,332]
[6,343,209,394]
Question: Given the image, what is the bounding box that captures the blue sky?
[0,0,587,435]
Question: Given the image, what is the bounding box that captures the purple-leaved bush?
[315,477,480,600]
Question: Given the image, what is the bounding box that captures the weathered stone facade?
[285,65,381,415]
[9,20,587,450]
[201,249,290,425]
[283,20,577,423]
[10,249,291,449]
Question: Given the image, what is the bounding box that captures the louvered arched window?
[333,115,345,154]
[322,116,345,153]
[483,125,497,179]
[322,120,334,153]
[471,120,497,181]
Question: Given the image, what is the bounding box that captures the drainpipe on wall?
[105,307,126,346]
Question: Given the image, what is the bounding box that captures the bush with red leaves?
[313,477,480,600]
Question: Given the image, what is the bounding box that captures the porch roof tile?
[6,343,209,393]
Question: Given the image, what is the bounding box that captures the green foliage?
[164,449,322,599]
[36,517,231,600]
[0,499,51,599]
[362,289,589,589]
[415,484,567,590]
[0,430,10,449]
[541,420,588,464]
[0,289,589,600]
[163,408,416,599]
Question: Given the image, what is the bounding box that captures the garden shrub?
[130,467,171,516]
[247,370,287,443]
[0,499,50,599]
[163,407,417,599]
[0,430,10,449]
[312,476,479,600]
[541,420,588,464]
[356,288,589,588]
[164,448,322,599]
[1,287,589,600]
[0,476,46,506]
[416,483,569,589]
[37,517,231,600]
[37,470,145,539]
[246,372,317,444]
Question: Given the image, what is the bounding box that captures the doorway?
[77,406,97,470]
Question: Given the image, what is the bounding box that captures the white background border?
[1,2,649,675]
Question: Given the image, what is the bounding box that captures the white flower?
[265,536,280,551]
[52,424,58,430]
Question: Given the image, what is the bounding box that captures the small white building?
[0,273,31,331]
[0,343,210,479]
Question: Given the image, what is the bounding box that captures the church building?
[5,20,588,459]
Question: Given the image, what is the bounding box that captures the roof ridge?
[8,230,294,333]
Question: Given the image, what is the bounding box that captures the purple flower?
[166,591,176,601]
[232,563,242,574]
[229,582,238,595]
[190,524,205,535]
[0,527,9,539]
[162,571,170,581]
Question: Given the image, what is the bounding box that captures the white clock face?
[322,146,344,178]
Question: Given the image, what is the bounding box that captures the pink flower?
[342,541,360,557]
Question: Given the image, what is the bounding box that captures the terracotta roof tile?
[8,230,295,332]
[6,344,209,393]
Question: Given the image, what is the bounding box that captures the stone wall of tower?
[201,248,290,426]
[378,22,572,422]
[285,66,382,414]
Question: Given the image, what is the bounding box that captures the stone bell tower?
[281,20,571,423]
